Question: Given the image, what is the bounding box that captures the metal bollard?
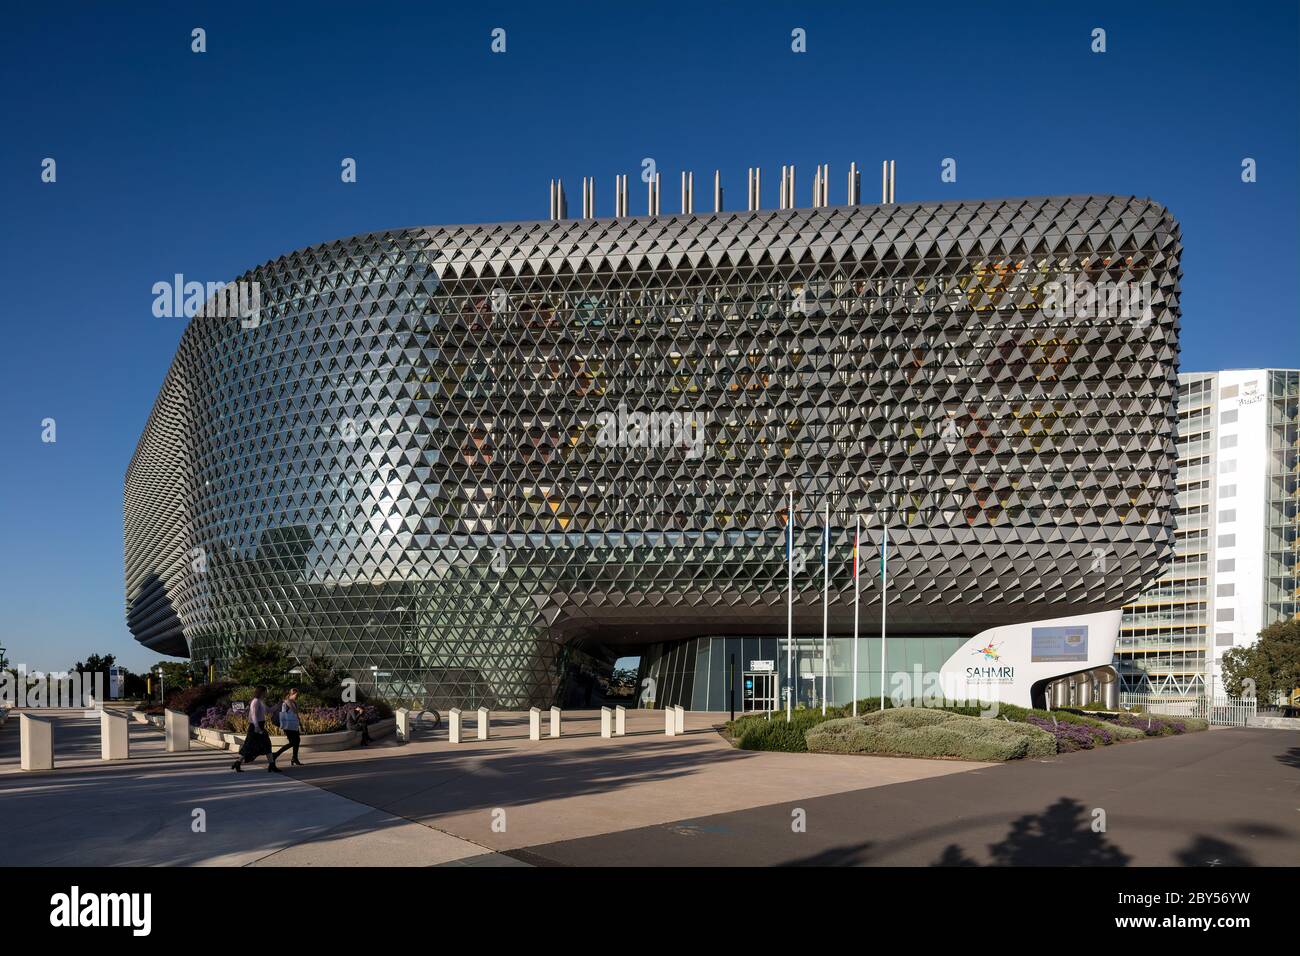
[674,705,685,735]
[395,707,412,743]
[448,707,463,743]
[600,706,613,738]
[665,707,676,737]
[549,706,561,738]
[615,705,626,736]
[477,706,490,740]
[529,706,541,741]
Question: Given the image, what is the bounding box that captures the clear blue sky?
[1,1,1296,673]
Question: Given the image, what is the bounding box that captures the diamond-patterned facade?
[126,195,1181,708]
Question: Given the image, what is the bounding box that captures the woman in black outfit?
[346,705,371,746]
[270,687,304,768]
[231,685,274,772]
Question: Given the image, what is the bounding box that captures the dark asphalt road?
[512,728,1300,866]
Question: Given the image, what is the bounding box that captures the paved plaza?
[0,708,1294,867]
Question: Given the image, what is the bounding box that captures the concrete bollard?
[674,705,685,735]
[164,709,190,753]
[615,705,627,736]
[549,706,561,738]
[529,706,541,741]
[20,713,54,771]
[665,707,676,736]
[448,707,463,743]
[477,706,490,741]
[395,707,412,743]
[100,709,129,761]
[600,706,613,738]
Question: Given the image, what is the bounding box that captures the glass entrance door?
[742,672,777,712]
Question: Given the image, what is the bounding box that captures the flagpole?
[880,521,889,711]
[821,501,829,715]
[786,486,794,722]
[852,513,860,718]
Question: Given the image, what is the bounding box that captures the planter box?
[192,727,229,749]
[201,717,396,753]
[1247,714,1300,731]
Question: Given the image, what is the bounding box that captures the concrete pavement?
[3,709,1292,867]
[509,726,1300,866]
[284,709,990,851]
[0,707,986,865]
[0,710,494,866]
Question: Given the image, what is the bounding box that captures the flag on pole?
[852,514,861,717]
[820,502,830,716]
[785,487,795,722]
[880,523,889,711]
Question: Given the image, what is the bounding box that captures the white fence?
[1119,692,1257,728]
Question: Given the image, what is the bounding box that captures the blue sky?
[1,1,1296,673]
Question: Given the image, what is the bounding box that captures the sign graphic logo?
[971,640,1002,662]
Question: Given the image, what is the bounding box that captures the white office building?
[1118,368,1299,697]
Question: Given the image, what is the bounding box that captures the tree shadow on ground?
[1173,835,1254,867]
[927,797,1262,867]
[931,797,1129,866]
[777,840,875,866]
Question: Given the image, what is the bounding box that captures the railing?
[1118,692,1257,728]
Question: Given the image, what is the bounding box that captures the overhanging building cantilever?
[125,195,1181,708]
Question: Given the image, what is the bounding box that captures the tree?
[155,661,193,691]
[228,641,295,691]
[299,649,351,702]
[1220,617,1300,702]
[71,653,116,675]
[123,671,149,698]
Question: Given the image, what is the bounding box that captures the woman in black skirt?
[231,685,274,772]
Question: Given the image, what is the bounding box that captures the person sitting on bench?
[346,705,371,746]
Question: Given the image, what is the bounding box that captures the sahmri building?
[126,168,1181,711]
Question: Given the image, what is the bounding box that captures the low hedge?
[1100,712,1209,736]
[163,681,236,717]
[806,708,1057,761]
[723,697,1205,755]
[727,698,1013,753]
[727,707,844,752]
[224,703,386,736]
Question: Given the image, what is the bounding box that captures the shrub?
[1026,715,1098,752]
[727,707,844,752]
[722,697,1202,756]
[1098,712,1208,736]
[164,681,236,719]
[227,641,296,692]
[298,651,352,704]
[226,703,383,736]
[198,705,229,729]
[806,709,1055,761]
[292,708,347,735]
